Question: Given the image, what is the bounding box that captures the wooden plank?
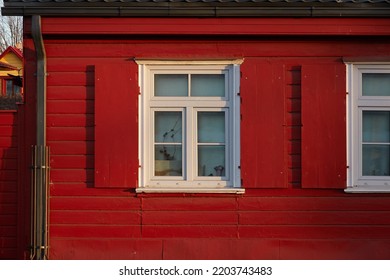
[142,197,237,211]
[47,100,94,114]
[280,239,390,260]
[142,225,237,238]
[50,210,140,225]
[163,239,280,260]
[48,141,94,155]
[142,211,238,225]
[50,197,140,211]
[0,148,17,158]
[47,86,93,100]
[43,40,390,59]
[0,137,17,148]
[0,248,17,260]
[47,127,93,141]
[0,215,17,226]
[0,192,17,204]
[47,58,136,72]
[238,196,390,211]
[0,158,17,170]
[0,204,17,214]
[47,71,94,87]
[50,155,93,169]
[94,62,139,188]
[50,225,141,238]
[0,113,16,124]
[49,183,133,197]
[239,225,390,239]
[0,226,17,237]
[41,18,390,36]
[50,238,163,260]
[240,58,286,188]
[47,114,94,127]
[0,126,17,137]
[0,182,17,192]
[301,63,346,188]
[239,211,390,225]
[50,169,93,183]
[0,170,17,181]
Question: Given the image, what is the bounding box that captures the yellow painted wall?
[0,51,23,78]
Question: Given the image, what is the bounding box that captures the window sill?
[136,187,245,194]
[345,185,390,193]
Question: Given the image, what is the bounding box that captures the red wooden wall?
[15,17,390,259]
[0,110,22,259]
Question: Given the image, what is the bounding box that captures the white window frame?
[137,60,243,194]
[346,63,390,193]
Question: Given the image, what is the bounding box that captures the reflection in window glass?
[362,111,390,176]
[155,145,182,176]
[362,144,390,176]
[154,111,183,176]
[191,74,225,97]
[6,80,13,97]
[197,111,226,177]
[198,112,225,143]
[155,74,188,96]
[198,146,225,177]
[362,73,390,96]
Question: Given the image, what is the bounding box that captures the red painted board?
[49,238,163,260]
[240,58,286,188]
[94,62,139,188]
[301,63,346,188]
[41,18,390,36]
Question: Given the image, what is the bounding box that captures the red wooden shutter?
[301,63,346,188]
[94,62,138,188]
[240,59,286,188]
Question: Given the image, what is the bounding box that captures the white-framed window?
[137,60,243,193]
[346,63,390,193]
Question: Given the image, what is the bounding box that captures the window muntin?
[138,61,242,192]
[347,64,390,192]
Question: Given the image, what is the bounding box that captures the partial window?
[137,61,243,193]
[347,64,390,192]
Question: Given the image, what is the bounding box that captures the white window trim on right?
[346,63,390,193]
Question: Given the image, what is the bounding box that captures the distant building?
[0,46,23,109]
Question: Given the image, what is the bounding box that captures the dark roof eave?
[2,5,390,17]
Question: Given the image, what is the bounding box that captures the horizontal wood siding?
[0,111,19,259]
[38,21,390,260]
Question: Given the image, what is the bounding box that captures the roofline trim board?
[3,5,390,17]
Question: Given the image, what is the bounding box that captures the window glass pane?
[155,145,182,176]
[362,144,390,176]
[14,85,21,95]
[363,111,390,143]
[6,80,13,97]
[155,74,188,96]
[198,146,225,176]
[191,74,225,97]
[155,112,182,143]
[362,73,390,96]
[198,112,225,143]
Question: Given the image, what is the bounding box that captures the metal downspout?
[31,15,49,260]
